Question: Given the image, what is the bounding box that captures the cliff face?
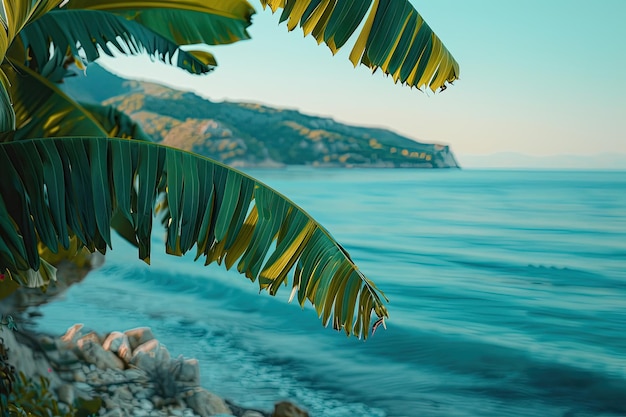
[63,66,459,169]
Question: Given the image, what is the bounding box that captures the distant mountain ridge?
[62,65,459,169]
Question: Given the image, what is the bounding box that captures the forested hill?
[63,65,460,169]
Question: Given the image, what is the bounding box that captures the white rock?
[130,340,171,373]
[124,327,155,350]
[185,388,231,417]
[242,412,265,417]
[76,332,100,350]
[60,323,84,346]
[102,331,132,363]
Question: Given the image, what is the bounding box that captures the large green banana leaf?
[0,137,388,338]
[79,102,154,141]
[1,60,109,141]
[1,0,254,132]
[2,58,151,142]
[0,0,64,131]
[18,9,217,78]
[261,0,459,91]
[66,0,255,46]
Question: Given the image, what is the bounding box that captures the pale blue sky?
[100,0,626,162]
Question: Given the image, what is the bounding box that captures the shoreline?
[1,260,309,417]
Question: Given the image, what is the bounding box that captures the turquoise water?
[35,169,626,417]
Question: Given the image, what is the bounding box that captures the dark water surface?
[35,169,626,417]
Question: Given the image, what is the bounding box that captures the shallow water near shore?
[34,169,626,417]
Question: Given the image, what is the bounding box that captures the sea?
[33,169,626,417]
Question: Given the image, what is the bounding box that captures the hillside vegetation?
[63,66,459,169]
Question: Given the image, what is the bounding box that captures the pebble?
[37,324,282,417]
[74,382,91,392]
[140,398,154,411]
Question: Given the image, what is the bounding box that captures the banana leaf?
[19,9,217,77]
[0,137,388,338]
[1,60,108,141]
[66,0,255,46]
[261,0,459,91]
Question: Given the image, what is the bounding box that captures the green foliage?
[0,137,387,338]
[0,337,72,417]
[261,0,459,91]
[7,373,75,417]
[0,338,16,417]
[142,358,188,402]
[0,317,16,332]
[0,0,460,339]
[64,67,457,168]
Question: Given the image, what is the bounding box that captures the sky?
[99,0,626,165]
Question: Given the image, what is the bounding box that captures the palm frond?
[66,0,255,46]
[1,60,108,141]
[0,69,14,132]
[19,9,216,76]
[0,0,61,58]
[1,0,64,131]
[78,102,153,141]
[261,0,459,91]
[0,137,388,338]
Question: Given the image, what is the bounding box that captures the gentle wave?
[35,170,626,417]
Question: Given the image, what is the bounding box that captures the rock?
[59,323,84,345]
[140,398,154,411]
[176,357,200,385]
[130,340,171,373]
[185,388,231,417]
[124,368,146,383]
[46,348,80,367]
[132,339,164,356]
[73,370,86,382]
[1,327,64,391]
[151,395,166,408]
[272,402,309,417]
[170,409,184,417]
[101,408,124,417]
[75,331,100,349]
[56,383,75,405]
[117,386,133,402]
[38,335,56,350]
[76,339,124,370]
[74,381,92,392]
[102,331,132,363]
[125,327,155,350]
[182,409,196,417]
[104,397,119,409]
[242,413,266,417]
